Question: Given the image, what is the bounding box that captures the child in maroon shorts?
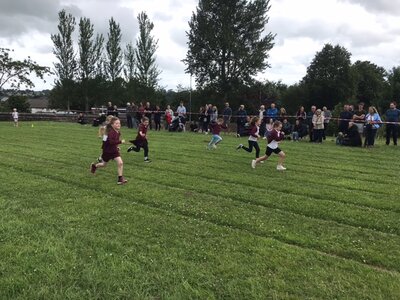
[90,117,128,184]
[127,117,151,162]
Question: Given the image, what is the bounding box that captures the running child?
[207,118,227,150]
[12,108,19,127]
[252,120,286,171]
[90,117,128,184]
[96,115,114,163]
[127,117,151,162]
[236,116,260,159]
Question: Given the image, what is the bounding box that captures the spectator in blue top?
[365,106,382,147]
[385,101,400,146]
[266,103,278,121]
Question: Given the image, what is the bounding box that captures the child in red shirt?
[207,118,227,150]
[90,117,128,184]
[127,117,151,162]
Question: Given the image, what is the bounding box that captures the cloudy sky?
[1,0,400,91]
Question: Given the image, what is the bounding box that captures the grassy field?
[0,121,399,299]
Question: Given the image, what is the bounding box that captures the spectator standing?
[137,102,145,124]
[177,101,187,130]
[385,102,400,145]
[126,102,133,128]
[338,104,353,134]
[144,102,152,130]
[279,107,288,121]
[312,109,325,143]
[296,106,307,123]
[258,105,266,137]
[165,105,174,130]
[210,106,218,123]
[266,103,278,121]
[322,106,331,140]
[153,105,162,131]
[198,106,206,133]
[236,105,247,137]
[222,102,232,131]
[352,102,366,135]
[307,105,316,142]
[107,101,114,116]
[113,105,119,117]
[365,106,382,147]
[131,102,138,129]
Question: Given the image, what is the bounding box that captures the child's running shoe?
[90,163,97,174]
[276,165,287,171]
[251,160,256,169]
[117,177,128,184]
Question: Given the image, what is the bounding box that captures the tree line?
[1,0,400,115]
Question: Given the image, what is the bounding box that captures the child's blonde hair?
[105,117,120,135]
[98,115,115,137]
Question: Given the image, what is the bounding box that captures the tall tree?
[0,48,50,91]
[124,42,136,81]
[352,60,387,106]
[94,34,105,77]
[78,18,102,111]
[387,66,400,104]
[134,12,161,97]
[302,44,355,109]
[105,17,123,83]
[51,9,77,110]
[184,0,275,99]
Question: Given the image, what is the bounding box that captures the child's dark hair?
[105,117,120,134]
[250,116,260,126]
[141,116,149,122]
[273,120,282,128]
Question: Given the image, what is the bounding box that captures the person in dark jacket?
[236,105,247,137]
[385,101,400,145]
[337,122,362,147]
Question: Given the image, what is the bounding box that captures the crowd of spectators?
[88,99,400,148]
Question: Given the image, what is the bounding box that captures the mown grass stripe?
[2,159,400,274]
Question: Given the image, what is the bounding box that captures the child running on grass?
[127,117,151,162]
[236,116,261,159]
[96,115,114,163]
[252,120,286,171]
[90,117,128,185]
[207,118,227,150]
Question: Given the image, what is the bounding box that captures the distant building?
[27,97,50,113]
